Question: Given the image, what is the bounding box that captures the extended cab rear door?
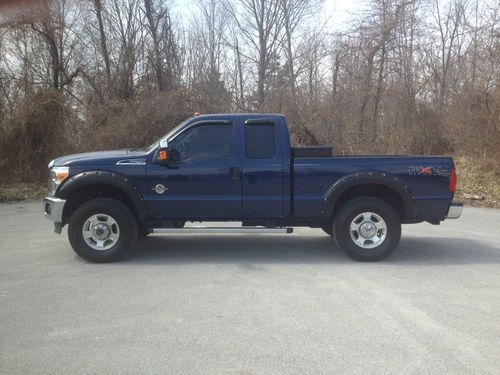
[241,117,288,219]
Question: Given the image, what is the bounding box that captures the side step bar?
[151,226,293,234]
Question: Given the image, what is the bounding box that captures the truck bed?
[292,155,454,222]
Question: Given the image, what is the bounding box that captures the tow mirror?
[156,139,181,165]
[157,139,170,165]
[169,148,181,162]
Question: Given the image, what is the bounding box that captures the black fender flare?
[57,170,149,223]
[320,171,416,221]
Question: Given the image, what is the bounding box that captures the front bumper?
[446,201,463,219]
[44,197,66,233]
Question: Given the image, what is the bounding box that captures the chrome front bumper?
[44,196,66,223]
[446,201,463,219]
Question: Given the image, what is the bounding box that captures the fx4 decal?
[409,166,451,177]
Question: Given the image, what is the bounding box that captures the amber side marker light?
[449,167,457,193]
[54,168,69,183]
[159,150,168,160]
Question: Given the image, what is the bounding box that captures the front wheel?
[334,197,401,261]
[321,224,333,236]
[68,198,138,263]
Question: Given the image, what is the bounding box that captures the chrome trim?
[116,159,147,165]
[43,197,66,223]
[152,226,293,234]
[446,201,463,219]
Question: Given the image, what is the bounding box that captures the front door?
[146,121,241,220]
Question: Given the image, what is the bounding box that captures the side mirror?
[169,148,181,162]
[156,139,170,165]
[156,139,181,165]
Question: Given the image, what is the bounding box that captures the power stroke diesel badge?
[153,184,167,194]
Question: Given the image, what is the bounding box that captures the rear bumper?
[44,197,66,233]
[446,201,463,219]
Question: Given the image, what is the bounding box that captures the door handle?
[228,167,240,181]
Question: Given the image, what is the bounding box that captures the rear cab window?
[245,121,276,159]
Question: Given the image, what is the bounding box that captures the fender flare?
[57,170,149,223]
[320,171,416,220]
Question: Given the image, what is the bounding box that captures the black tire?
[68,198,138,263]
[334,197,401,261]
[137,227,150,239]
[172,221,185,228]
[321,224,333,236]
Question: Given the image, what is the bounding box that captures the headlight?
[49,166,69,195]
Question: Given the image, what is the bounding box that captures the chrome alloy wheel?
[349,212,387,249]
[82,214,120,251]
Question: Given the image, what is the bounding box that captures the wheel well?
[331,183,406,220]
[62,184,138,225]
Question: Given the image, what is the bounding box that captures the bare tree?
[225,0,284,109]
[10,0,83,91]
[280,0,322,100]
[92,0,112,87]
[142,0,178,91]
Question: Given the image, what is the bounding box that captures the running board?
[151,226,293,234]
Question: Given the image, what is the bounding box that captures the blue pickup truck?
[44,113,462,262]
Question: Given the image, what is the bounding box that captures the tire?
[334,197,401,261]
[321,224,333,236]
[172,221,185,228]
[137,227,150,239]
[68,198,138,263]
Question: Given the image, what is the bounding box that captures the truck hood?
[50,149,149,167]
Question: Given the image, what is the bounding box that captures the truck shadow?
[128,234,500,266]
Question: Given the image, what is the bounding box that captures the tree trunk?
[93,0,112,86]
[235,37,245,110]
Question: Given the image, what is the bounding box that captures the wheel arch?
[321,171,416,221]
[57,171,148,225]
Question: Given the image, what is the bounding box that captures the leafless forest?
[0,0,498,188]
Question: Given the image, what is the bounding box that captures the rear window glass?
[245,123,276,158]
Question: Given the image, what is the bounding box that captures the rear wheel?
[137,227,150,239]
[334,197,401,261]
[68,198,137,263]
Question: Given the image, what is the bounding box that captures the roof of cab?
[191,113,286,120]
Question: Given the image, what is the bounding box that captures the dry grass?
[0,183,46,202]
[454,155,500,208]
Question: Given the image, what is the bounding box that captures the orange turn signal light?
[54,169,69,183]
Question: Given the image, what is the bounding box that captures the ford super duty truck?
[44,113,462,262]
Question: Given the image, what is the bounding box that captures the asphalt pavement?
[1,201,499,374]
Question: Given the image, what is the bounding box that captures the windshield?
[144,119,190,152]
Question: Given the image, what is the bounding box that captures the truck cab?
[146,114,291,221]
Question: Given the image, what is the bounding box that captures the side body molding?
[57,171,149,223]
[320,171,416,220]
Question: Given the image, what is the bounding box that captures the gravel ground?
[1,202,499,374]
